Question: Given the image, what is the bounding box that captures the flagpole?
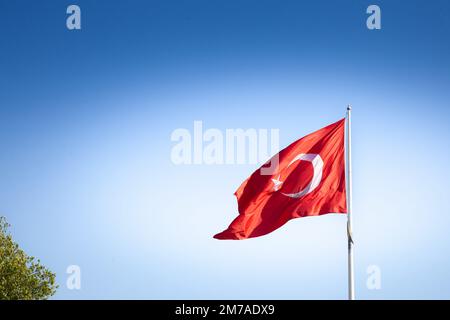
[346,105,355,300]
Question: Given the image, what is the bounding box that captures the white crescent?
[281,153,323,199]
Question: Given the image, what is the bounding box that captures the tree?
[0,216,57,300]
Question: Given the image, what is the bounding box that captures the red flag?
[214,118,347,240]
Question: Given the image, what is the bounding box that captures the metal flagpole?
[346,105,355,300]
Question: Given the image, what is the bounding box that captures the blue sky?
[1,0,450,299]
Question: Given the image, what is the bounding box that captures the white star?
[271,175,283,191]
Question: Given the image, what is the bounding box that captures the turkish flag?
[214,118,347,240]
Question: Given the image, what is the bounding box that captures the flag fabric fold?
[214,118,347,240]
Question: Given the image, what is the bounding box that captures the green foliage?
[0,216,57,300]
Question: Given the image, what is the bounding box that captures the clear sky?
[1,0,450,299]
